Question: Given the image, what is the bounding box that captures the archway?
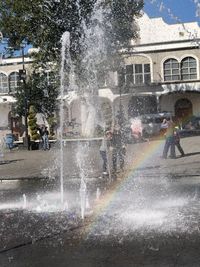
[128,96,157,118]
[175,98,192,121]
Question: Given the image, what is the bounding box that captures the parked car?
[131,112,172,138]
[182,116,200,130]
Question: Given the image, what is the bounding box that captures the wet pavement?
[0,136,200,266]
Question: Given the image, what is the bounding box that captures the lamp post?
[19,43,29,150]
[118,84,124,127]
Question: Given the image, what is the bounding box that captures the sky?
[0,0,200,57]
[144,0,200,25]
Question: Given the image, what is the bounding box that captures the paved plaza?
[0,136,200,266]
[1,136,200,180]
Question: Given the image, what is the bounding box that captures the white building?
[0,55,33,139]
[63,13,200,134]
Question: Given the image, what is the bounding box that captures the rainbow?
[82,137,165,237]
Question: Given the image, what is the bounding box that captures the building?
[98,13,200,126]
[1,12,200,139]
[61,12,200,135]
[0,54,33,140]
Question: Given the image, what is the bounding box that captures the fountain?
[1,4,200,266]
[59,31,71,205]
[96,187,101,201]
[22,194,27,209]
[58,0,111,218]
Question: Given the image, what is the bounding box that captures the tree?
[0,0,144,122]
[14,71,59,122]
[0,0,97,64]
[28,105,40,141]
[0,0,143,69]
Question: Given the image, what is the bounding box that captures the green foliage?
[0,0,143,72]
[0,0,97,64]
[100,1,143,66]
[1,0,143,126]
[28,105,40,140]
[47,116,57,137]
[14,71,59,117]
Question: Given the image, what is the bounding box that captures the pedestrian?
[111,124,126,173]
[174,126,185,157]
[131,117,143,142]
[37,125,44,149]
[41,126,49,150]
[162,119,176,159]
[0,135,5,160]
[5,133,14,151]
[160,118,168,136]
[99,130,112,175]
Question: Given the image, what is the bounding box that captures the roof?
[132,12,200,45]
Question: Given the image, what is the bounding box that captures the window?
[0,73,8,93]
[163,59,180,81]
[163,57,197,81]
[9,72,19,92]
[144,64,151,84]
[118,63,151,86]
[181,57,197,80]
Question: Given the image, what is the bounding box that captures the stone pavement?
[0,140,102,180]
[0,135,200,180]
[0,136,200,267]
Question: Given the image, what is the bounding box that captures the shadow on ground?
[0,159,24,165]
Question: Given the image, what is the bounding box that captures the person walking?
[41,126,50,150]
[99,130,112,175]
[162,119,176,159]
[174,126,185,157]
[0,135,5,160]
[160,118,168,136]
[111,124,126,173]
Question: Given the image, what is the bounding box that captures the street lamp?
[118,84,124,127]
[19,43,29,150]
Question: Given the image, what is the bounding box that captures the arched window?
[180,57,197,80]
[9,72,19,92]
[163,58,180,81]
[0,73,8,93]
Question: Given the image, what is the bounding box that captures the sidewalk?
[1,135,200,180]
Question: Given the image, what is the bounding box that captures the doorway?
[175,98,192,121]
